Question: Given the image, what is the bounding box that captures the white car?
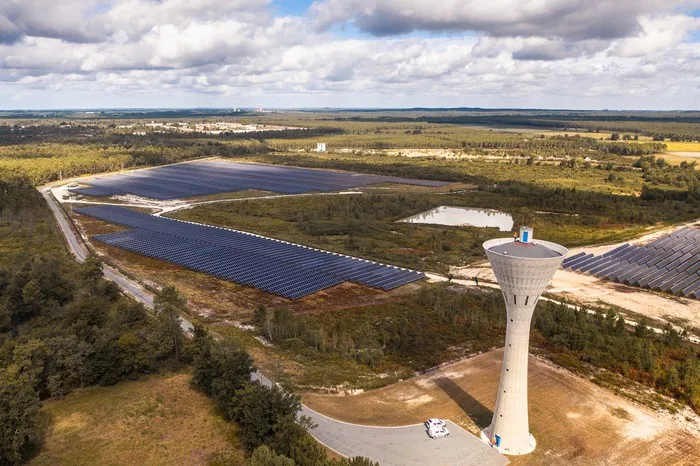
[424,418,446,429]
[427,425,450,439]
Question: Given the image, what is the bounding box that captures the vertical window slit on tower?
[525,296,529,305]
[513,295,517,305]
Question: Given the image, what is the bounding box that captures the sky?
[1,0,699,110]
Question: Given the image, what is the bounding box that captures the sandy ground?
[304,350,700,466]
[667,151,700,158]
[453,220,700,330]
[379,148,581,163]
[454,264,700,331]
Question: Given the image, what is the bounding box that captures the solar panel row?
[562,226,700,299]
[75,205,426,299]
[72,160,449,200]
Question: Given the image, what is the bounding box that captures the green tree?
[80,257,103,283]
[190,325,219,395]
[247,445,295,466]
[154,286,187,361]
[0,375,41,465]
[210,343,255,419]
[340,458,380,466]
[233,382,301,450]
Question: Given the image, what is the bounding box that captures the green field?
[33,373,244,466]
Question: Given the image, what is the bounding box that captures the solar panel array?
[562,226,700,299]
[72,160,449,200]
[75,205,426,299]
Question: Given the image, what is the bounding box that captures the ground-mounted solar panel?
[658,272,689,292]
[562,226,700,299]
[72,160,450,200]
[562,252,586,268]
[681,280,700,297]
[563,253,594,270]
[75,205,426,299]
[626,267,660,286]
[670,274,699,295]
[579,256,614,274]
[569,255,601,272]
[588,259,625,276]
[617,265,650,284]
[604,262,638,281]
[676,248,700,273]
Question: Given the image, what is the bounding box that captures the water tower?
[481,227,567,455]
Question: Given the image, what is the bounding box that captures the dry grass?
[71,212,419,388]
[303,349,700,466]
[665,142,700,152]
[656,153,700,166]
[73,211,414,322]
[32,373,244,466]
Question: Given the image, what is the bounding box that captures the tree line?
[251,285,700,415]
[190,326,377,466]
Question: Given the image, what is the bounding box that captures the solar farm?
[562,226,700,298]
[72,160,449,199]
[74,205,426,299]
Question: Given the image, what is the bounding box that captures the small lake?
[399,206,514,231]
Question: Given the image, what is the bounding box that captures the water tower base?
[480,429,537,456]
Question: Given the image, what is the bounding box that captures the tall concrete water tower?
[481,227,567,455]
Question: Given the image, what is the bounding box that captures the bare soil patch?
[303,350,700,466]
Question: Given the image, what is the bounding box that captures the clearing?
[32,372,244,466]
[303,349,700,466]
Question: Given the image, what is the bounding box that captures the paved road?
[252,372,507,465]
[304,412,508,466]
[42,187,506,465]
[41,188,193,333]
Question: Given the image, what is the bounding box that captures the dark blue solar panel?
[72,160,450,200]
[75,205,426,299]
[565,227,700,298]
[562,252,586,268]
[671,275,699,294]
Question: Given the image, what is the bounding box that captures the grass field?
[170,190,652,273]
[665,142,700,152]
[32,372,244,466]
[304,350,700,466]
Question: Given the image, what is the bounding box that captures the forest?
[0,179,374,465]
[190,326,376,466]
[1,111,699,463]
[0,181,187,464]
[252,285,700,415]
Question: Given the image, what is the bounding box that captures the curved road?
[41,187,507,466]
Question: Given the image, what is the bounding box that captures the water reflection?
[400,206,513,231]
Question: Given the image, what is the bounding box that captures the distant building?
[316,142,327,152]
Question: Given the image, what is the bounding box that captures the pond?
[399,206,514,231]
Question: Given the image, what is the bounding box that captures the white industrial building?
[316,142,327,152]
[481,227,567,455]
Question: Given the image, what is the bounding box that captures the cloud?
[311,0,694,39]
[0,0,273,44]
[0,0,699,109]
[611,14,700,57]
